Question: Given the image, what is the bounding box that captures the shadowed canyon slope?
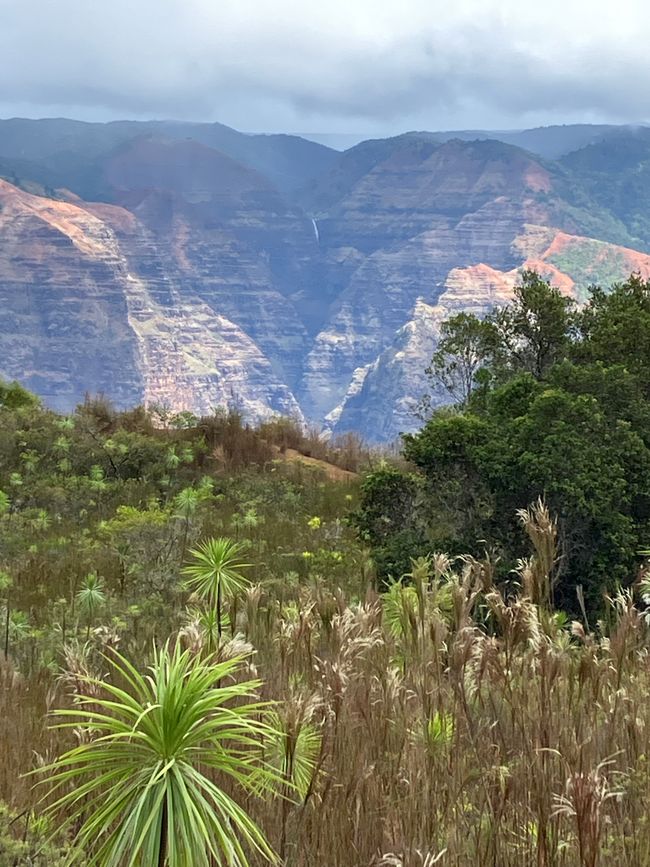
[2,119,650,440]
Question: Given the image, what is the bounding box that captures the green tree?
[576,274,650,386]
[487,270,577,380]
[358,273,650,612]
[350,464,426,584]
[170,410,199,430]
[402,410,495,553]
[0,379,39,410]
[37,643,277,866]
[425,312,494,407]
[402,373,650,610]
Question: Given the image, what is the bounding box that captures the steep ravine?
[3,131,650,439]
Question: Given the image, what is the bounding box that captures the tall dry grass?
[3,501,650,865]
[233,500,650,866]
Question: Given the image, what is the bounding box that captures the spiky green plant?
[173,487,200,518]
[183,538,251,638]
[266,706,321,801]
[173,487,201,557]
[382,578,419,643]
[75,573,106,640]
[36,643,278,867]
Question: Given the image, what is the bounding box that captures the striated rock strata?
[332,228,650,441]
[0,179,302,421]
[2,130,650,439]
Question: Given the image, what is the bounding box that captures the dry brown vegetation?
[236,502,650,866]
[196,411,374,474]
[5,502,649,865]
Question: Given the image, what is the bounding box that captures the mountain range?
[2,118,650,441]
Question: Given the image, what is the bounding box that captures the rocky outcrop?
[332,228,650,441]
[522,229,650,300]
[332,267,519,440]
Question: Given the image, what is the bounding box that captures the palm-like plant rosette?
[36,643,279,866]
[183,538,251,610]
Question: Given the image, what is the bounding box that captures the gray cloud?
[0,0,648,132]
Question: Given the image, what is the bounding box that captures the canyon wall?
[2,122,649,439]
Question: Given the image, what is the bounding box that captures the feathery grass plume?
[244,583,264,640]
[58,641,102,701]
[264,688,322,861]
[516,498,558,609]
[379,850,447,866]
[553,758,623,867]
[36,643,278,867]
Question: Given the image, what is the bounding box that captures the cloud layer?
[1,0,648,132]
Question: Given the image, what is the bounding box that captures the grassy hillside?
[0,378,650,865]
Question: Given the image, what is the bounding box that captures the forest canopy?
[354,272,650,611]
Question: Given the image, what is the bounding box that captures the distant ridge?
[2,118,650,439]
[299,123,650,158]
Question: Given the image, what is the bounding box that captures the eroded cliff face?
[332,227,650,441]
[100,138,319,392]
[0,179,143,410]
[0,179,303,421]
[300,195,529,420]
[2,133,649,438]
[299,138,610,426]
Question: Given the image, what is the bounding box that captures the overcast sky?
[1,0,648,136]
